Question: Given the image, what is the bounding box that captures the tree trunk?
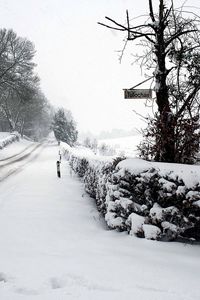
[154,0,175,162]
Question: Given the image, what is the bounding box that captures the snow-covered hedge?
[61,142,200,242]
[0,132,20,150]
[105,163,200,241]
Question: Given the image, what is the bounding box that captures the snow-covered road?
[0,143,45,182]
[0,144,199,300]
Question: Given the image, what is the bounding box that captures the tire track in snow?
[0,143,41,167]
[0,143,46,182]
[0,142,35,162]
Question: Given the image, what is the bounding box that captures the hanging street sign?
[124,89,152,99]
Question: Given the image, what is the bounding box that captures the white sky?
[0,0,199,134]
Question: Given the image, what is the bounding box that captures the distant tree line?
[0,28,78,143]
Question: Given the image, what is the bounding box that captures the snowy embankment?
[0,132,20,150]
[61,142,200,242]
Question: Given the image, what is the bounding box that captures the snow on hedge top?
[117,158,200,188]
[117,158,152,176]
[61,140,200,189]
[61,141,93,157]
[61,141,112,167]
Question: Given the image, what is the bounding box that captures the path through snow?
[0,144,199,299]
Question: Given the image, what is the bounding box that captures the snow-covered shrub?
[95,167,109,215]
[107,165,200,241]
[138,115,200,164]
[83,137,98,154]
[143,224,161,240]
[84,158,126,216]
[103,165,200,240]
[69,155,89,178]
[84,165,99,198]
[126,213,145,237]
[85,162,110,215]
[98,143,116,156]
[0,132,20,150]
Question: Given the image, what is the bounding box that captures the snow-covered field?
[0,137,199,299]
[98,134,143,157]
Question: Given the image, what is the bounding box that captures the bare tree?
[0,28,38,129]
[0,28,49,138]
[99,0,200,163]
[0,76,39,131]
[0,29,36,90]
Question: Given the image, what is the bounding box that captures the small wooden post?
[58,150,62,162]
[56,160,61,178]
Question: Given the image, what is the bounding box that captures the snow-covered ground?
[0,132,13,140]
[0,141,199,299]
[98,134,143,157]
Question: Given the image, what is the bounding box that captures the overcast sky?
[0,0,199,134]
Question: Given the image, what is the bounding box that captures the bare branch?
[118,39,128,64]
[176,86,200,118]
[97,22,126,32]
[126,10,131,40]
[163,5,173,22]
[132,109,149,123]
[165,29,198,47]
[105,16,129,31]
[149,0,155,22]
